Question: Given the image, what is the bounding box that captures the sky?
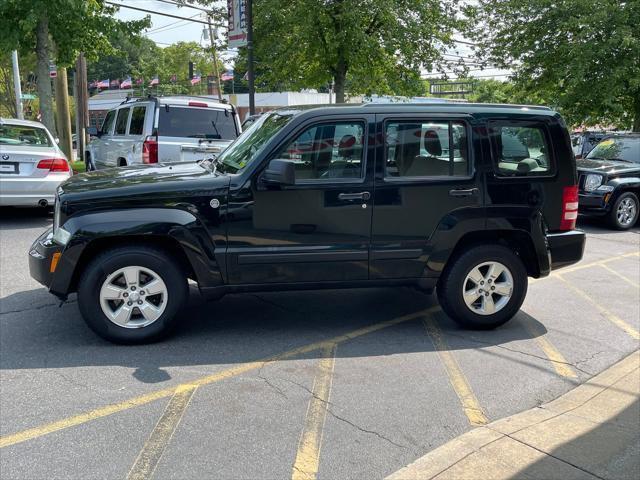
[113,0,511,81]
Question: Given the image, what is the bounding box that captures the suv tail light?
[560,185,579,231]
[142,136,158,164]
[36,158,69,172]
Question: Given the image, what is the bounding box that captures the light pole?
[11,50,24,119]
[247,0,255,115]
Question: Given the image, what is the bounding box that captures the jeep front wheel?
[437,245,528,329]
[78,246,188,343]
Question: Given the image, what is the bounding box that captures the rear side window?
[489,121,552,176]
[128,106,146,135]
[158,107,238,140]
[384,120,469,177]
[114,108,130,135]
[101,110,116,135]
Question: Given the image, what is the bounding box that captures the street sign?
[429,81,474,96]
[227,0,247,48]
[49,64,57,78]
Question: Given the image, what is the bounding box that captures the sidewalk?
[387,351,640,480]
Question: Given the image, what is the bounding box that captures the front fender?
[50,208,222,295]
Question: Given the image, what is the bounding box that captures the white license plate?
[0,163,17,173]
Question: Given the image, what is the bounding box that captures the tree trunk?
[334,59,347,104]
[55,68,73,161]
[35,15,56,136]
[633,93,640,133]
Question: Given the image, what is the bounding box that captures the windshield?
[586,137,640,163]
[159,107,238,140]
[217,112,293,173]
[0,124,52,147]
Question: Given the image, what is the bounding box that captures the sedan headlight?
[584,174,603,192]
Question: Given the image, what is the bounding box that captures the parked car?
[571,130,609,159]
[86,96,241,170]
[29,103,585,343]
[577,134,640,229]
[0,118,72,208]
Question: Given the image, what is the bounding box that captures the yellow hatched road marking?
[523,321,577,379]
[291,344,337,480]
[127,384,198,480]
[556,275,640,340]
[599,263,640,289]
[423,316,488,426]
[0,306,439,449]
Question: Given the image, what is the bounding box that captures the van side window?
[275,122,365,181]
[128,106,146,135]
[101,110,116,135]
[489,121,552,176]
[114,108,130,136]
[385,121,469,177]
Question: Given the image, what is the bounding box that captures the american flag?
[149,75,159,86]
[120,77,132,89]
[190,74,201,85]
[135,78,144,85]
[221,70,234,81]
[89,80,98,88]
[97,79,109,88]
[110,79,120,88]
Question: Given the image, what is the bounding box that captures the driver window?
[275,121,365,181]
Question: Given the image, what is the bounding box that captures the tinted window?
[275,122,365,181]
[586,136,640,163]
[0,125,52,147]
[385,120,469,177]
[158,107,238,140]
[114,108,130,135]
[101,110,116,134]
[128,106,146,135]
[489,122,552,176]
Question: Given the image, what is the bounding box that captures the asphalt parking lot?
[1,208,638,480]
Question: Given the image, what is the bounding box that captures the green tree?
[0,0,147,135]
[471,0,640,131]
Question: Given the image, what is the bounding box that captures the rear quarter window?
[158,107,238,140]
[489,121,554,177]
[128,106,147,135]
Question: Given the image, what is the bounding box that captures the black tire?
[437,245,528,329]
[77,246,188,344]
[85,152,93,172]
[608,192,639,230]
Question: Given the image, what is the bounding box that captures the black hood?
[58,162,230,204]
[576,158,639,175]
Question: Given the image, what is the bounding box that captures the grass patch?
[70,160,86,174]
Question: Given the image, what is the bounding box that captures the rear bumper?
[547,230,586,271]
[0,174,69,206]
[28,228,64,297]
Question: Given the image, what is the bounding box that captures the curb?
[386,350,640,480]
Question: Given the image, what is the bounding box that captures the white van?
[87,96,241,169]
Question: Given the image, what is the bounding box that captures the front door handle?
[449,188,479,198]
[338,191,371,201]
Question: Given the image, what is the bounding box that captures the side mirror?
[261,159,296,186]
[87,126,99,137]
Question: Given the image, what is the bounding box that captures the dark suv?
[29,104,586,343]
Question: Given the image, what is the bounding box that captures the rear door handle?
[449,188,479,198]
[338,191,371,201]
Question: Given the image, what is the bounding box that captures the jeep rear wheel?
[78,246,188,344]
[437,245,527,329]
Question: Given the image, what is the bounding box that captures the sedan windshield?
[0,125,52,147]
[217,112,293,173]
[586,137,640,163]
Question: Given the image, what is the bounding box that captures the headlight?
[584,174,603,192]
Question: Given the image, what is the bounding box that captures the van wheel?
[78,246,188,344]
[437,245,527,329]
[85,152,93,171]
[608,192,638,230]
[117,158,127,167]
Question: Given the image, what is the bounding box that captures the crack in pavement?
[0,299,77,316]
[256,363,289,399]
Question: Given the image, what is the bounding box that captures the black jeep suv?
[576,134,640,229]
[29,103,586,343]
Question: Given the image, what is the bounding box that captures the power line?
[106,1,210,25]
[152,0,212,13]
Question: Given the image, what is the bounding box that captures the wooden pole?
[55,67,73,161]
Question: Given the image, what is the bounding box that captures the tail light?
[560,185,579,231]
[36,158,69,172]
[142,136,158,164]
[188,101,209,108]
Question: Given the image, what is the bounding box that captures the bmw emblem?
[1,154,8,161]
[209,198,220,209]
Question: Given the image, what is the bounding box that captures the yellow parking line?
[423,317,488,426]
[127,384,198,480]
[599,264,640,289]
[0,306,439,449]
[523,321,577,379]
[291,344,337,480]
[556,275,640,340]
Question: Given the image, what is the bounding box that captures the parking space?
[1,208,638,479]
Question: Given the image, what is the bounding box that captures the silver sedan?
[0,118,72,207]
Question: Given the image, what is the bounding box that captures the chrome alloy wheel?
[617,197,637,227]
[462,261,514,316]
[99,266,168,328]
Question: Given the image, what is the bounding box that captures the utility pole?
[207,16,223,101]
[54,67,73,161]
[75,53,89,162]
[247,0,255,115]
[11,51,24,119]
